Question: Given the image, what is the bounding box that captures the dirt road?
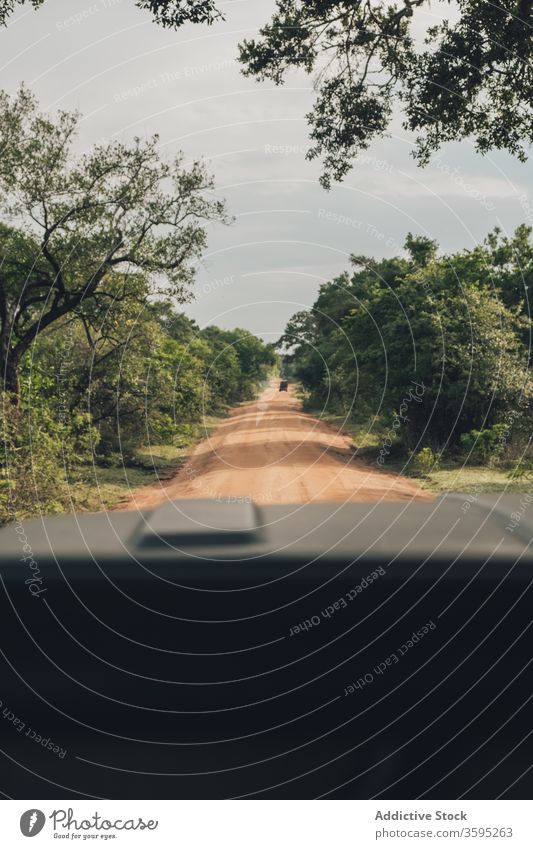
[122,382,431,509]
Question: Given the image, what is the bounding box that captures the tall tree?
[0,87,228,397]
[4,2,531,190]
[239,0,533,187]
[283,230,533,447]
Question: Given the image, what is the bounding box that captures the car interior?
[1,494,532,799]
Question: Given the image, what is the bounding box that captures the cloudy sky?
[1,0,531,343]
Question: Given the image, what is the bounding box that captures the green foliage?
[0,393,99,520]
[282,228,533,457]
[1,299,276,522]
[0,0,222,27]
[404,233,438,268]
[413,447,440,476]
[201,326,278,406]
[508,459,533,481]
[239,0,533,187]
[136,0,222,26]
[484,225,533,320]
[5,3,531,189]
[459,425,510,464]
[4,2,531,191]
[0,86,228,396]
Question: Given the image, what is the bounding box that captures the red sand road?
[120,382,432,509]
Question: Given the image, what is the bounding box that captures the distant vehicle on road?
[279,380,288,391]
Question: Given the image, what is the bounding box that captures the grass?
[15,391,530,520]
[402,464,532,495]
[308,410,383,449]
[65,415,226,513]
[66,463,161,513]
[302,399,532,496]
[297,391,385,449]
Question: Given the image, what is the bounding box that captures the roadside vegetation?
[0,90,277,523]
[1,304,277,522]
[1,1,532,515]
[280,228,533,494]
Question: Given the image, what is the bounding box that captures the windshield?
[2,0,533,819]
[0,2,531,520]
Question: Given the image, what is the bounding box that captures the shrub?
[412,447,440,476]
[459,424,509,464]
[0,394,99,524]
[508,459,533,480]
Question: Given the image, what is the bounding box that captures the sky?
[0,0,531,344]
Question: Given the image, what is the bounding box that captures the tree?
[239,0,533,187]
[342,265,530,447]
[404,233,438,268]
[6,2,530,191]
[0,87,228,397]
[0,0,222,27]
[284,229,533,449]
[201,326,278,403]
[485,225,533,315]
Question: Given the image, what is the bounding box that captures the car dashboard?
[0,494,532,799]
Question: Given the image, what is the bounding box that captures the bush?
[0,394,99,524]
[412,447,440,476]
[459,424,509,464]
[282,228,533,454]
[507,459,533,480]
[0,305,278,523]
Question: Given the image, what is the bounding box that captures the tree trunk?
[1,348,21,400]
